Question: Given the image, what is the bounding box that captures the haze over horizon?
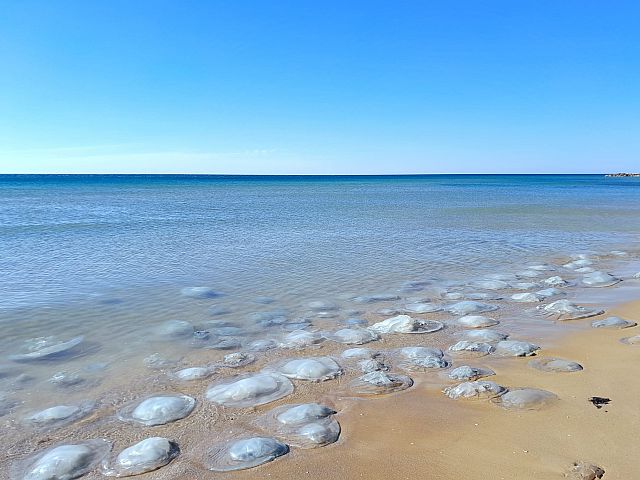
[1,1,638,174]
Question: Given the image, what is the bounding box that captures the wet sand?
[232,300,640,480]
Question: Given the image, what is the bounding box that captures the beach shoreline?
[229,300,640,480]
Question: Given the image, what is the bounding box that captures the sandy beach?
[229,300,640,480]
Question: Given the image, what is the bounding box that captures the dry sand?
[231,300,640,480]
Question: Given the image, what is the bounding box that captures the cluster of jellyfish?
[5,250,640,478]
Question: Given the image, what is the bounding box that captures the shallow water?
[1,174,640,476]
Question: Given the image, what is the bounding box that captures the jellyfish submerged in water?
[368,315,443,335]
[581,271,621,288]
[457,315,499,329]
[307,300,339,311]
[353,293,401,303]
[24,401,94,430]
[205,437,289,472]
[280,330,325,349]
[118,394,195,426]
[591,316,637,329]
[543,276,570,287]
[538,300,604,321]
[14,439,111,480]
[494,388,558,410]
[102,437,179,477]
[392,346,449,371]
[325,327,379,345]
[448,365,495,381]
[9,336,85,362]
[528,357,583,373]
[180,286,222,298]
[156,320,193,338]
[256,403,340,448]
[470,279,510,290]
[206,373,294,407]
[403,302,442,314]
[494,340,540,357]
[446,301,498,316]
[274,357,342,382]
[348,371,413,396]
[443,380,507,400]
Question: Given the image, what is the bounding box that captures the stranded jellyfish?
[457,315,499,329]
[102,437,179,477]
[581,271,621,288]
[494,388,558,410]
[461,329,508,342]
[348,371,413,396]
[118,394,195,426]
[528,357,583,373]
[24,402,94,430]
[392,346,449,371]
[448,365,495,381]
[205,437,289,472]
[444,380,507,400]
[591,316,637,329]
[538,300,604,321]
[325,327,379,345]
[275,357,342,382]
[448,341,494,357]
[369,315,443,334]
[206,373,294,407]
[14,439,110,480]
[494,340,540,357]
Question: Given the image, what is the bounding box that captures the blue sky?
[0,1,638,174]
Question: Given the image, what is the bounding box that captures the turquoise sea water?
[1,174,640,475]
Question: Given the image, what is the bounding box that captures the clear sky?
[1,1,638,174]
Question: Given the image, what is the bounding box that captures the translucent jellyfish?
[620,335,640,345]
[535,288,565,298]
[369,315,443,334]
[518,269,541,278]
[576,267,596,274]
[512,282,540,290]
[528,357,583,373]
[181,286,221,298]
[341,347,374,359]
[448,365,495,381]
[205,437,289,472]
[308,300,338,311]
[470,279,509,290]
[156,320,193,338]
[280,330,324,349]
[465,292,504,301]
[222,352,256,368]
[461,329,509,342]
[543,276,570,287]
[446,301,498,316]
[282,320,312,331]
[256,403,340,448]
[563,257,594,270]
[582,271,621,288]
[348,371,413,396]
[634,272,640,279]
[538,300,604,321]
[9,336,85,362]
[245,339,278,352]
[403,302,442,313]
[353,293,401,303]
[528,264,556,271]
[172,366,215,381]
[565,461,605,480]
[343,317,368,326]
[495,388,558,410]
[209,305,232,316]
[591,316,637,329]
[276,357,342,382]
[511,292,544,303]
[375,307,403,316]
[203,337,242,350]
[103,437,179,476]
[494,340,540,357]
[249,310,288,327]
[448,341,494,357]
[457,315,499,329]
[206,373,294,407]
[443,380,507,400]
[358,357,390,373]
[118,394,195,426]
[24,402,94,429]
[14,439,111,480]
[144,353,180,370]
[325,328,379,345]
[254,296,275,304]
[211,326,246,337]
[393,346,449,371]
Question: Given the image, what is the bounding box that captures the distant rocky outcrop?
[605,173,640,177]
